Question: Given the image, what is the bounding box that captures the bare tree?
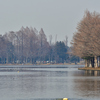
[38,28,49,63]
[64,35,68,47]
[71,10,100,68]
[1,26,51,64]
[49,35,52,46]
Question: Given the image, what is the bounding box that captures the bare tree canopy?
[71,10,100,58]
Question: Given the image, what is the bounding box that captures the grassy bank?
[78,67,100,71]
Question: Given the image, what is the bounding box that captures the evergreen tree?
[55,41,67,63]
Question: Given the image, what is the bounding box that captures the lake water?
[0,65,100,100]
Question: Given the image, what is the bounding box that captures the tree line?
[71,10,100,68]
[0,26,80,64]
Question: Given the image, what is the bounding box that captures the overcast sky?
[0,0,100,46]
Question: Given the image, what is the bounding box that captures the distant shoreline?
[0,63,84,66]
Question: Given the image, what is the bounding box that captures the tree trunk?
[89,58,92,67]
[98,56,100,67]
[87,59,90,67]
[92,57,94,67]
[85,59,87,67]
[94,56,98,68]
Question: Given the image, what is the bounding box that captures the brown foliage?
[71,10,100,58]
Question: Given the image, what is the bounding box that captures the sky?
[0,0,100,46]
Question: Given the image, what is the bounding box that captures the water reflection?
[84,70,100,76]
[72,70,100,76]
[73,70,100,99]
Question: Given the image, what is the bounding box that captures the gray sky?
[0,0,100,46]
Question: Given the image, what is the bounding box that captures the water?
[0,65,100,100]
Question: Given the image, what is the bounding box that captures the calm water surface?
[0,65,100,100]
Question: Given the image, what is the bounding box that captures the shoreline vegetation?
[0,27,80,66]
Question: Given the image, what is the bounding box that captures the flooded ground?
[0,65,100,100]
